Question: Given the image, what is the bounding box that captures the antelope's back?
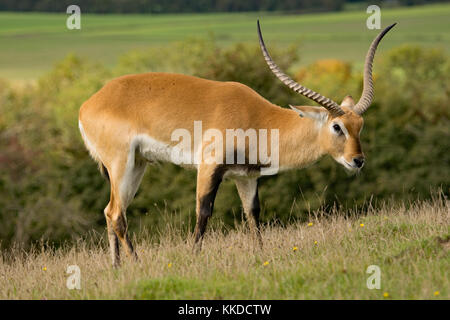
[79,72,282,145]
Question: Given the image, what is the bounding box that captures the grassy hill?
[0,3,449,80]
[1,197,448,299]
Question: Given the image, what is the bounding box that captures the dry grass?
[1,196,448,300]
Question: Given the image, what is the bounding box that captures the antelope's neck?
[277,115,326,170]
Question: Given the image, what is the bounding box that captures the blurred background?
[0,0,448,249]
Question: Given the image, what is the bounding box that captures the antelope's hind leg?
[104,200,120,268]
[104,155,147,267]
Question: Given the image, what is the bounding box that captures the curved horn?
[354,23,397,115]
[257,20,344,117]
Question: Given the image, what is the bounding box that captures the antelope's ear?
[289,105,328,124]
[340,95,355,109]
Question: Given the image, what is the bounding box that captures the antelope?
[79,21,396,267]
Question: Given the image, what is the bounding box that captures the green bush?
[0,41,448,248]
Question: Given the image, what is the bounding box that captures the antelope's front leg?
[193,164,224,251]
[235,178,263,248]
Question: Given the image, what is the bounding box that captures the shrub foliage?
[0,40,448,247]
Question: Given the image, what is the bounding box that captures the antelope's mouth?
[336,157,361,173]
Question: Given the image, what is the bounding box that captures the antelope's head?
[257,21,396,172]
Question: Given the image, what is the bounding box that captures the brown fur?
[79,73,365,267]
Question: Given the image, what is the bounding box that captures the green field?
[0,3,449,80]
[1,198,448,299]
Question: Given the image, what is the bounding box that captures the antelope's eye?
[333,124,342,133]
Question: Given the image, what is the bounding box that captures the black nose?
[353,157,365,168]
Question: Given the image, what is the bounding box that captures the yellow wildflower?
[383,292,389,298]
[263,261,269,266]
[434,291,440,296]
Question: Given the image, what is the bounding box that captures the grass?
[0,3,449,80]
[1,196,448,299]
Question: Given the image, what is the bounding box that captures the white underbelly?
[130,134,267,178]
[132,134,197,169]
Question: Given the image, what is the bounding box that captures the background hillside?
[1,4,449,80]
